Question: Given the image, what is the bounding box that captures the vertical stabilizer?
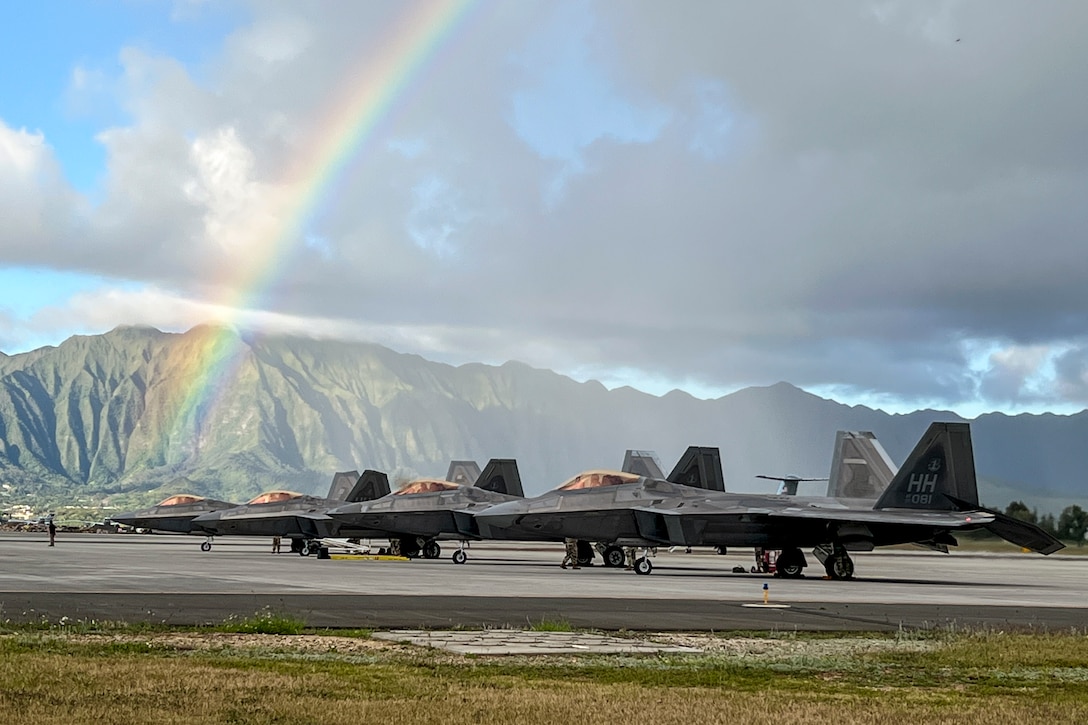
[667,446,726,492]
[327,470,361,501]
[474,459,524,498]
[874,423,977,510]
[345,470,391,503]
[445,460,482,485]
[621,450,666,479]
[827,431,897,499]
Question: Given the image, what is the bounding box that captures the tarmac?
[1,532,1086,632]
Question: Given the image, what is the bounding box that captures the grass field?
[1,622,1086,724]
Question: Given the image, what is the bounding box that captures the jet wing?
[766,506,994,528]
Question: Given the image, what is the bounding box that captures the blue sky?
[1,2,1087,418]
[0,1,245,192]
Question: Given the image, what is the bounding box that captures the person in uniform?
[271,536,281,554]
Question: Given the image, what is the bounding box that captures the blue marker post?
[762,582,769,605]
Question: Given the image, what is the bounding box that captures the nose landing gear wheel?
[452,549,467,565]
[633,557,653,575]
[200,541,212,552]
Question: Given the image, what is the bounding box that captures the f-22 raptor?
[475,423,1063,577]
[190,470,391,553]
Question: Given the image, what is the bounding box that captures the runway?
[2,532,1085,631]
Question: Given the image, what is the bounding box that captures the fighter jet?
[109,494,239,536]
[190,469,390,553]
[470,445,726,566]
[325,458,523,564]
[474,423,1064,577]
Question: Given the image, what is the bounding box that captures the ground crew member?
[561,538,580,569]
[272,536,281,554]
[47,516,56,547]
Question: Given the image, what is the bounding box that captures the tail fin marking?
[874,422,977,511]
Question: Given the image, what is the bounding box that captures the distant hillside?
[0,326,1085,513]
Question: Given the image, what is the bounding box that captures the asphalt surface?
[1,532,1085,631]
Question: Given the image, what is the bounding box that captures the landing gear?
[299,540,312,556]
[823,545,855,580]
[633,556,653,575]
[452,548,467,565]
[775,547,806,578]
[200,537,213,552]
[602,545,626,568]
[576,540,595,567]
[422,540,441,560]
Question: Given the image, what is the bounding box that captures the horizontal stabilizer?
[944,495,1065,555]
[667,446,726,492]
[474,459,524,498]
[622,450,666,479]
[345,470,391,503]
[987,513,1065,554]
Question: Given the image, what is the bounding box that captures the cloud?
[2,0,1088,415]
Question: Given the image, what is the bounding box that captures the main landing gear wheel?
[452,549,467,565]
[200,541,212,552]
[422,540,441,559]
[602,546,625,568]
[825,552,855,580]
[776,547,805,578]
[633,557,653,575]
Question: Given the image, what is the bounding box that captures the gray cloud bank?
[1,0,1087,414]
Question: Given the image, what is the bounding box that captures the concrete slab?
[372,629,701,655]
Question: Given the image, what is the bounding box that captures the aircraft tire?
[422,540,441,559]
[602,546,625,568]
[300,543,311,556]
[633,557,653,575]
[776,548,805,578]
[452,550,467,565]
[200,541,212,552]
[825,554,855,580]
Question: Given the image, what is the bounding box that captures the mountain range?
[0,325,1085,514]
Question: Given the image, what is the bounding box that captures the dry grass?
[1,630,1086,725]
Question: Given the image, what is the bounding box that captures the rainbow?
[166,0,478,456]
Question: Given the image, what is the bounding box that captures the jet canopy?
[394,479,461,495]
[247,491,303,505]
[557,470,640,491]
[157,494,205,507]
